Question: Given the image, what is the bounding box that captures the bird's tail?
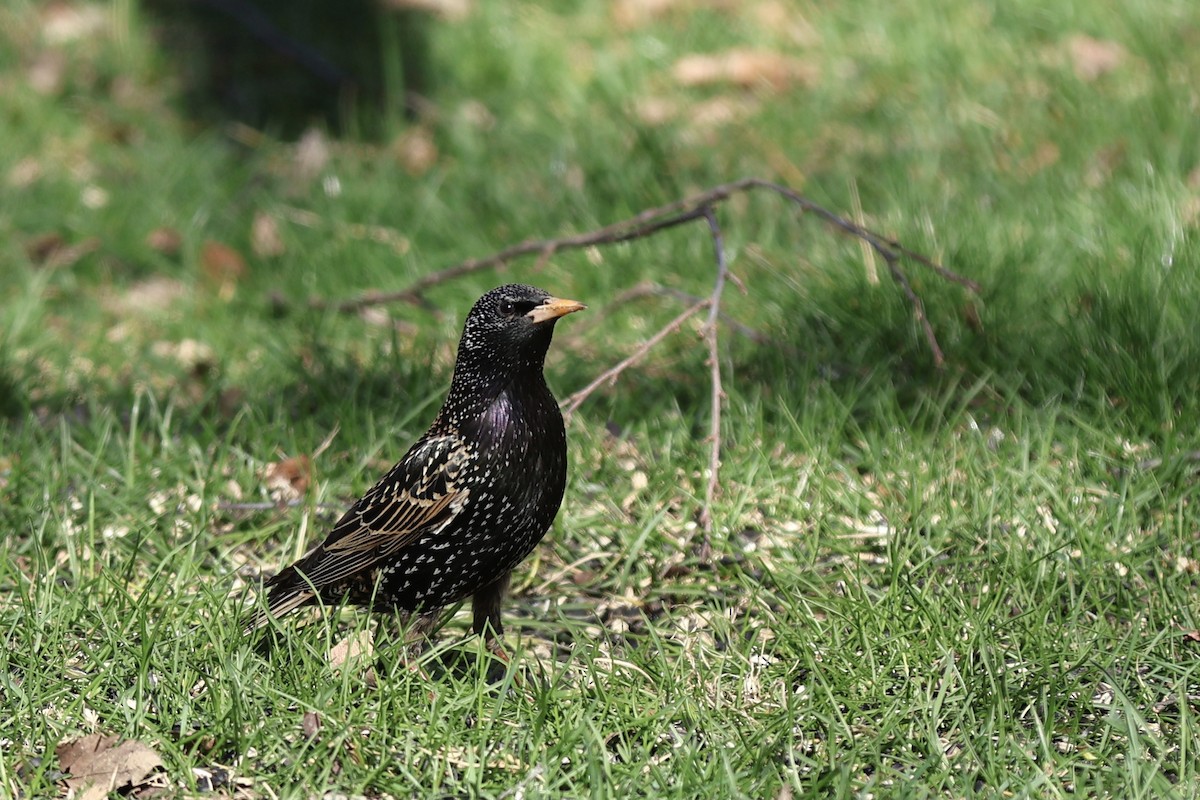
[241,571,316,637]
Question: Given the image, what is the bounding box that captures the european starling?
[245,284,585,650]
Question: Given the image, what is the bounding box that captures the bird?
[244,284,585,657]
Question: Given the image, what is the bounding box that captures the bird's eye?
[499,300,516,315]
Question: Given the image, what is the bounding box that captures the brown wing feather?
[250,435,472,628]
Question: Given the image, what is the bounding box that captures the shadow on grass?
[10,253,1200,465]
[141,0,434,138]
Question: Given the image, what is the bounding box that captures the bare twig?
[216,500,344,512]
[319,177,978,308]
[591,281,766,343]
[560,299,710,417]
[323,205,713,312]
[696,206,731,557]
[308,177,980,547]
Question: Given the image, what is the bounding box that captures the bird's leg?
[403,609,442,665]
[471,572,511,661]
[376,609,440,669]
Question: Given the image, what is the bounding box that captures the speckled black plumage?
[245,284,585,643]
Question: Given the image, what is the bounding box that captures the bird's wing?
[281,434,473,591]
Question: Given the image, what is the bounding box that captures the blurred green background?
[2,1,1200,798]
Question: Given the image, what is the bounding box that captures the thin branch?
[304,177,982,547]
[746,178,980,292]
[324,206,712,312]
[882,256,944,367]
[696,206,730,558]
[560,299,710,418]
[216,500,344,512]
[317,177,979,361]
[604,281,767,343]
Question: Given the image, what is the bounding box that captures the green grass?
[3,0,1200,797]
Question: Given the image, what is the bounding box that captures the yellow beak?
[527,296,586,324]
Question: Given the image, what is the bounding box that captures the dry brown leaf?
[41,3,108,44]
[23,232,65,264]
[302,711,322,740]
[673,49,818,91]
[1186,166,1200,190]
[56,733,163,800]
[27,50,66,95]
[456,99,496,130]
[108,276,187,314]
[392,127,439,176]
[7,157,42,188]
[621,470,650,512]
[200,240,247,300]
[264,455,312,500]
[688,95,761,129]
[1084,142,1126,188]
[613,0,680,28]
[752,1,820,46]
[23,233,99,270]
[328,629,374,671]
[145,226,183,257]
[1019,141,1060,177]
[251,211,286,258]
[152,338,216,376]
[293,127,331,182]
[634,95,678,126]
[1066,34,1125,81]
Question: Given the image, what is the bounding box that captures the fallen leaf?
[145,226,183,257]
[673,49,818,91]
[688,95,761,129]
[81,185,109,209]
[23,232,65,264]
[634,95,678,126]
[391,126,439,176]
[293,127,331,182]
[1066,34,1125,81]
[1182,629,1200,643]
[752,1,820,46]
[1084,142,1126,188]
[1019,140,1060,177]
[7,157,42,188]
[56,734,163,800]
[200,240,247,300]
[106,276,187,314]
[302,711,322,740]
[152,338,216,374]
[1182,196,1200,229]
[27,50,66,95]
[23,233,99,270]
[328,629,374,671]
[264,455,312,501]
[455,99,495,130]
[41,3,108,44]
[251,212,286,258]
[622,470,649,512]
[613,0,681,29]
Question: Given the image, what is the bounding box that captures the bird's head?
[453,283,586,384]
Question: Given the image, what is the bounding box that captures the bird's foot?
[483,637,536,698]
